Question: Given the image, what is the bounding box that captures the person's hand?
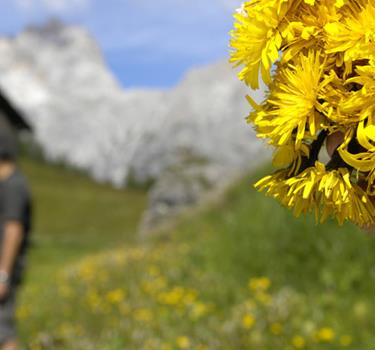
[326,132,375,232]
[326,131,344,158]
[0,282,9,302]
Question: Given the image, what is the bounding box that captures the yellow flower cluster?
[230,0,375,227]
[230,276,354,349]
[22,260,357,350]
[25,244,215,349]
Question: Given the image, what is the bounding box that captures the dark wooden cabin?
[0,88,32,132]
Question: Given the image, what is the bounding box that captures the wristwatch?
[0,271,9,285]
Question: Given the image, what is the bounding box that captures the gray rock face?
[0,21,271,229]
[139,161,239,234]
[0,20,168,186]
[130,61,269,183]
[0,21,269,189]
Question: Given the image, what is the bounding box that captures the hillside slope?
[18,156,147,286]
[18,163,375,350]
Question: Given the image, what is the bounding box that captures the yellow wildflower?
[190,302,211,320]
[119,303,130,316]
[339,335,353,346]
[242,313,256,329]
[318,71,369,125]
[281,1,342,62]
[195,345,208,350]
[249,51,326,149]
[255,292,272,305]
[230,0,296,89]
[147,265,160,276]
[183,289,198,304]
[161,344,173,350]
[270,322,283,335]
[176,336,191,349]
[58,284,73,298]
[248,277,271,292]
[339,120,375,194]
[292,335,306,349]
[133,308,153,323]
[106,289,126,304]
[353,301,368,319]
[325,0,375,71]
[86,290,101,311]
[230,0,375,226]
[316,327,336,342]
[255,161,375,226]
[272,142,310,172]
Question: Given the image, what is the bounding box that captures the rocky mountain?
[0,21,270,191]
[130,60,268,183]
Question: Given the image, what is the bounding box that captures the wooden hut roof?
[0,88,32,132]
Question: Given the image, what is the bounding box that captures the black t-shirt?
[0,169,32,284]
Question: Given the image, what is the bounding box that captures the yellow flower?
[161,344,173,350]
[133,308,153,323]
[57,323,75,337]
[195,345,208,350]
[317,71,368,125]
[292,335,306,349]
[142,276,167,295]
[281,2,341,62]
[339,335,353,346]
[119,303,130,316]
[147,265,160,276]
[249,51,326,149]
[248,277,271,292]
[255,161,375,226]
[106,289,126,304]
[317,165,375,225]
[255,292,272,305]
[183,289,199,304]
[255,166,319,218]
[176,336,191,349]
[272,142,310,171]
[325,0,375,72]
[86,290,101,311]
[316,327,336,342]
[58,284,73,298]
[230,0,295,89]
[339,120,375,195]
[230,0,375,227]
[190,302,211,320]
[242,313,256,329]
[77,262,95,282]
[353,301,368,319]
[270,322,283,335]
[158,286,187,306]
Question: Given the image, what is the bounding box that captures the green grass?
[15,160,375,349]
[174,172,375,297]
[18,157,147,285]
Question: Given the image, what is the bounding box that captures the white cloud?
[15,0,90,13]
[219,0,243,11]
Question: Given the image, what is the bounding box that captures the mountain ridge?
[0,21,270,187]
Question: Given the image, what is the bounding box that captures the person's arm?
[0,178,27,300]
[0,222,24,300]
[0,221,24,276]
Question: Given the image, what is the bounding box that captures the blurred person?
[0,131,32,350]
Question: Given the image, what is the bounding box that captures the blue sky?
[0,0,241,88]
